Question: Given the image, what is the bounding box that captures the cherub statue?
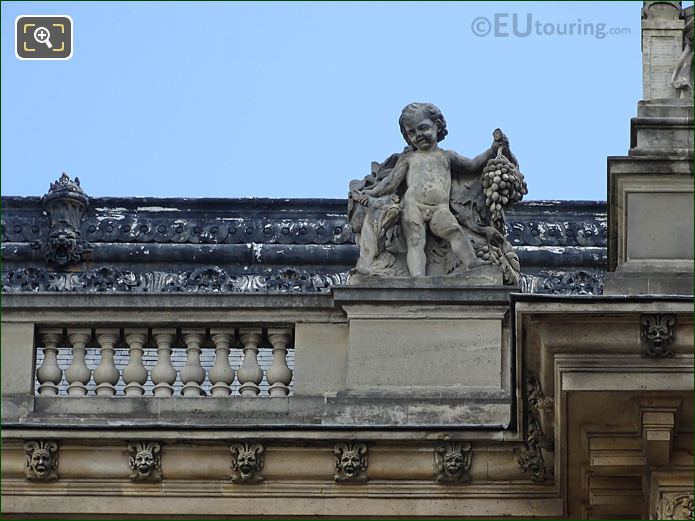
[348,102,527,284]
[671,5,694,98]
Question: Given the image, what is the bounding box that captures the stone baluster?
[151,329,177,397]
[94,329,121,396]
[267,328,293,397]
[36,328,64,396]
[181,329,206,396]
[237,328,263,397]
[123,329,149,397]
[65,328,92,396]
[209,329,235,397]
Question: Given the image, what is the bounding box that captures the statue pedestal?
[605,99,693,296]
[328,280,516,428]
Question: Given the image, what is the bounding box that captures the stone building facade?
[1,3,692,518]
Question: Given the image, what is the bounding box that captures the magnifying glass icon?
[33,26,53,49]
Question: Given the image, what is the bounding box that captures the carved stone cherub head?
[399,102,448,150]
[640,314,676,357]
[25,440,58,481]
[128,441,162,482]
[434,442,472,484]
[230,443,264,483]
[334,442,367,482]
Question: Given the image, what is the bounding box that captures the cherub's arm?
[448,148,495,175]
[362,156,408,197]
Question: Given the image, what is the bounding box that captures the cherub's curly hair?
[399,102,448,146]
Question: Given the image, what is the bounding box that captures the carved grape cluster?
[481,152,527,223]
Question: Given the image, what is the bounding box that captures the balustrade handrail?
[34,326,294,398]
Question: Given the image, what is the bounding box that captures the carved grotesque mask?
[340,450,362,478]
[443,451,465,477]
[134,450,155,477]
[640,314,676,357]
[230,443,264,483]
[648,324,669,347]
[237,449,257,479]
[334,442,367,482]
[128,442,161,482]
[30,450,53,478]
[434,442,472,484]
[25,441,58,481]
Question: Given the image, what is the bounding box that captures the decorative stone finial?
[34,173,92,266]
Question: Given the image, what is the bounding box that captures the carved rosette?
[434,442,472,484]
[230,443,264,483]
[516,372,555,482]
[128,441,162,482]
[641,314,676,358]
[24,440,58,481]
[655,493,695,520]
[34,173,92,266]
[334,442,368,483]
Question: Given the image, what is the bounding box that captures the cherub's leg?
[401,203,427,277]
[430,209,485,270]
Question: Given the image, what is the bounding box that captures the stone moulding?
[24,440,58,481]
[334,442,368,483]
[0,265,604,295]
[128,441,162,482]
[1,213,609,248]
[0,266,349,294]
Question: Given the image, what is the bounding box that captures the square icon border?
[15,14,74,61]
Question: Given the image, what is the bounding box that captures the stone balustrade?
[34,326,294,398]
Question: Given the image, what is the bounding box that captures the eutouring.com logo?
[471,13,631,39]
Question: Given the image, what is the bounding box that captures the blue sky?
[0,1,659,200]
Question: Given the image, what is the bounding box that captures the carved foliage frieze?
[128,441,162,482]
[641,314,676,358]
[516,373,555,482]
[25,440,58,481]
[2,213,607,249]
[334,442,368,483]
[656,493,695,520]
[434,442,472,484]
[1,266,349,294]
[230,443,264,483]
